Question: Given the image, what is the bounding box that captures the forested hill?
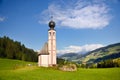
[79,43,120,64]
[59,43,120,64]
[0,36,38,62]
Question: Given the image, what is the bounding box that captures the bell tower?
[48,19,57,66]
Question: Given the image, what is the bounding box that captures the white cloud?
[39,0,111,29]
[0,17,5,22]
[57,44,104,54]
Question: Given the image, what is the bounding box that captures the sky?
[0,0,120,54]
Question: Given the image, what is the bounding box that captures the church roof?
[38,42,49,55]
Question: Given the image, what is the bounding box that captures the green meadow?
[0,58,120,80]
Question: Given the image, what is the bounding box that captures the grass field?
[0,58,120,80]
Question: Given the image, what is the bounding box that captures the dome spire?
[51,16,53,20]
[48,16,55,30]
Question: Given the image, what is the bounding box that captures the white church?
[38,20,57,67]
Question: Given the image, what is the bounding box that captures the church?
[38,20,57,67]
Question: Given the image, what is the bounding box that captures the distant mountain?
[82,43,120,64]
[59,53,78,60]
[59,43,120,64]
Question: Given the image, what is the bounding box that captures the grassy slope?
[0,58,120,80]
[81,45,120,63]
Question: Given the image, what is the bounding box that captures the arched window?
[49,32,51,36]
[53,32,55,36]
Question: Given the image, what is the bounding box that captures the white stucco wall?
[48,29,57,65]
[38,55,49,67]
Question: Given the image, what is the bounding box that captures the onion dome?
[49,20,55,29]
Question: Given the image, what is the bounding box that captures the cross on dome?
[48,16,55,30]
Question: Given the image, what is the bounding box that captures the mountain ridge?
[59,42,120,64]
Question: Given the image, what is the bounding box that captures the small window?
[49,32,51,36]
[53,32,55,35]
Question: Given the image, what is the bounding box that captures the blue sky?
[0,0,120,54]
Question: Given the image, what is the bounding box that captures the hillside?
[60,43,120,64]
[81,43,120,64]
[0,58,120,80]
[0,36,38,62]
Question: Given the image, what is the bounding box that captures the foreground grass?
[0,58,120,80]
